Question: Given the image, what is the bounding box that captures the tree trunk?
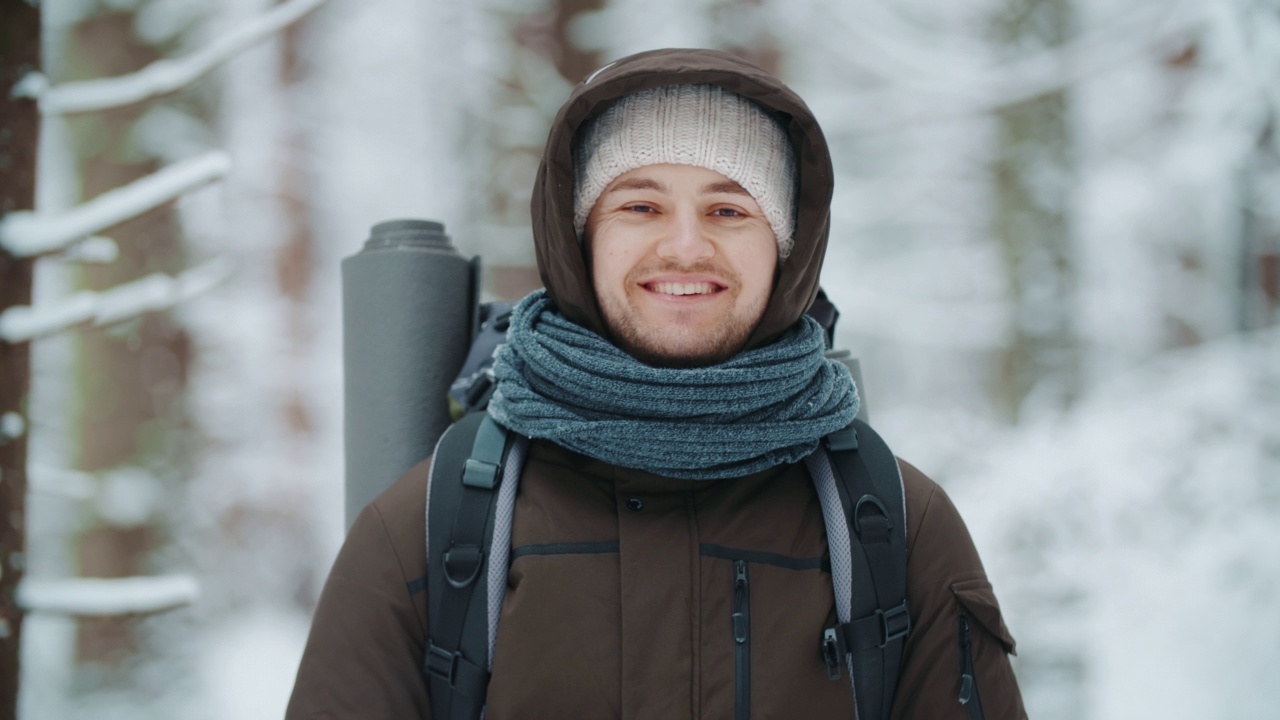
[485,0,606,300]
[991,0,1078,423]
[64,11,193,670]
[0,2,41,716]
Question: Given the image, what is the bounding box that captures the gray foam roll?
[341,219,476,529]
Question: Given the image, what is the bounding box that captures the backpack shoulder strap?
[424,412,513,720]
[817,419,910,720]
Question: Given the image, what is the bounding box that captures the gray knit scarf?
[486,290,859,480]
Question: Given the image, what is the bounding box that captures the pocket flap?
[951,577,1017,656]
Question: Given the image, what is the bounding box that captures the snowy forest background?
[2,0,1278,717]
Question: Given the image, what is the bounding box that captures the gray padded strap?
[486,434,528,669]
[804,450,859,696]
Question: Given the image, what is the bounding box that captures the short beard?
[596,260,768,368]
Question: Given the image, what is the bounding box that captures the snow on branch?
[28,465,96,500]
[829,0,1206,119]
[0,151,230,258]
[34,0,327,115]
[63,236,121,264]
[17,575,199,616]
[0,257,234,344]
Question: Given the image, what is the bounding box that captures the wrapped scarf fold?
[487,290,859,480]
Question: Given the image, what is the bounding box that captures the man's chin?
[614,330,746,369]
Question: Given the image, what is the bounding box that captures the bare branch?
[34,0,328,115]
[0,257,234,344]
[16,575,199,616]
[0,151,230,258]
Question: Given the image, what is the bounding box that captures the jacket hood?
[530,47,835,350]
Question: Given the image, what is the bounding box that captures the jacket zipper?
[957,615,986,720]
[733,560,751,720]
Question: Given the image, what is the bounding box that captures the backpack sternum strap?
[427,413,513,720]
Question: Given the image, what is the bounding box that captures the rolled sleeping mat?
[341,219,478,529]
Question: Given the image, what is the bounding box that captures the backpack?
[423,298,910,720]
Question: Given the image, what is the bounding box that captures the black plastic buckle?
[878,601,912,648]
[443,544,483,589]
[821,626,845,680]
[425,643,460,686]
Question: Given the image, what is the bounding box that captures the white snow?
[27,466,96,501]
[60,235,120,264]
[0,412,25,442]
[35,0,328,115]
[946,326,1280,720]
[0,257,233,343]
[17,575,200,616]
[0,151,231,258]
[198,609,312,720]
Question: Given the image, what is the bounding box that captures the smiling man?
[287,49,1027,720]
[587,163,778,366]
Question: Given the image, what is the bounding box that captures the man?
[287,48,1026,719]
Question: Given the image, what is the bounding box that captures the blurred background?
[2,0,1278,717]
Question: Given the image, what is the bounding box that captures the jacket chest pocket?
[701,546,836,720]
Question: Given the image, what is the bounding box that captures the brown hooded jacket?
[286,48,1028,720]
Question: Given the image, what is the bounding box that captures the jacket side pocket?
[952,578,1018,720]
[951,578,1017,655]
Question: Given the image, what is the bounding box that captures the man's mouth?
[643,281,725,296]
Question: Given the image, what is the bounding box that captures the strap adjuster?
[877,601,911,648]
[463,458,499,489]
[425,643,460,686]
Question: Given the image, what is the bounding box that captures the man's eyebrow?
[701,180,751,196]
[604,177,668,194]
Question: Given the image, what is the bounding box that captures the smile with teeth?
[646,281,723,296]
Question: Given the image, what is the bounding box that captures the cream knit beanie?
[573,84,798,258]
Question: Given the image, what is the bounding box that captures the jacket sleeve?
[890,460,1028,720]
[285,463,432,720]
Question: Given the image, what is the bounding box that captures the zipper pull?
[957,615,976,705]
[733,561,749,644]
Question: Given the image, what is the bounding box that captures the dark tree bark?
[0,1,40,716]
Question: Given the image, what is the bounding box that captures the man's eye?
[712,207,744,218]
[625,204,656,213]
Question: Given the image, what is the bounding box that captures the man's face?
[585,163,778,367]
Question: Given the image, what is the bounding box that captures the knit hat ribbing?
[573,84,798,258]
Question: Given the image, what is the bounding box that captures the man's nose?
[655,209,715,263]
